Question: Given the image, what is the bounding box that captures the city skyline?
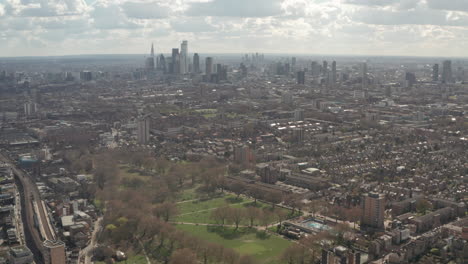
[2,0,468,57]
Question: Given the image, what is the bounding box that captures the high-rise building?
[180,40,188,74]
[294,109,304,121]
[322,61,328,76]
[145,43,155,70]
[193,53,200,73]
[24,102,37,116]
[158,54,166,72]
[79,71,92,81]
[433,64,439,82]
[331,61,337,84]
[43,240,66,264]
[405,72,416,87]
[361,192,385,230]
[297,71,305,85]
[137,116,150,145]
[361,62,368,89]
[171,48,180,74]
[292,127,304,143]
[311,61,320,77]
[442,60,452,83]
[205,57,213,76]
[233,145,254,166]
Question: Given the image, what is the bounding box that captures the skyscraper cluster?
[144,41,229,83]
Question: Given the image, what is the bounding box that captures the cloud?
[121,2,168,19]
[344,0,395,7]
[13,0,89,17]
[91,3,141,29]
[170,17,216,32]
[426,0,468,12]
[186,0,284,17]
[0,4,5,17]
[352,6,468,26]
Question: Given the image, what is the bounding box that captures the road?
[80,217,103,264]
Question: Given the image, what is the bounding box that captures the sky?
[1,0,468,57]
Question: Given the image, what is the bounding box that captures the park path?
[176,200,251,216]
[137,238,152,264]
[170,221,267,230]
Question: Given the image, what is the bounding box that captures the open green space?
[96,255,147,264]
[176,225,291,263]
[175,196,293,226]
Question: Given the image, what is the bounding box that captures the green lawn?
[176,225,290,263]
[177,194,239,215]
[175,198,292,226]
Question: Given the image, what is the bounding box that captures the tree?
[416,199,433,215]
[238,255,256,264]
[274,209,288,226]
[227,207,245,230]
[264,191,283,209]
[284,194,302,214]
[246,186,263,204]
[259,210,272,230]
[347,206,362,229]
[308,199,324,217]
[170,248,198,264]
[280,244,310,264]
[230,181,246,198]
[154,201,178,222]
[245,207,260,227]
[211,206,230,226]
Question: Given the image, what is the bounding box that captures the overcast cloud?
[1,0,468,57]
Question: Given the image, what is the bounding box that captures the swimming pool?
[303,220,330,231]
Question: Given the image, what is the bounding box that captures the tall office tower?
[158,54,166,72]
[145,43,155,70]
[171,48,180,74]
[180,40,188,74]
[292,127,304,143]
[331,61,337,84]
[442,60,452,83]
[322,61,328,76]
[193,53,200,73]
[205,57,213,76]
[297,71,305,85]
[294,109,304,121]
[24,102,37,116]
[311,61,320,77]
[240,63,247,77]
[405,72,416,87]
[433,64,439,82]
[137,116,150,145]
[291,57,297,70]
[361,192,385,230]
[43,240,66,264]
[361,62,368,89]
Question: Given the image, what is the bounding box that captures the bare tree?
[154,201,178,222]
[227,207,245,230]
[170,248,198,264]
[246,207,261,227]
[211,206,230,226]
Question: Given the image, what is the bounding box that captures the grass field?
[175,196,293,226]
[176,225,291,263]
[96,255,147,264]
